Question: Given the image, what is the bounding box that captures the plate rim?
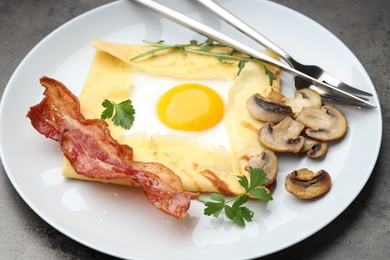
[0,0,383,259]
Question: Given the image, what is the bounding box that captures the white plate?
[0,0,382,259]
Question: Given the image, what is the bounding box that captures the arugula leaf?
[198,167,272,227]
[237,60,247,76]
[131,39,253,76]
[101,99,135,130]
[130,46,173,61]
[264,65,277,86]
[131,39,278,79]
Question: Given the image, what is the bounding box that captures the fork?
[130,0,376,108]
[194,0,373,106]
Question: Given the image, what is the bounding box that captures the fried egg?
[128,71,231,149]
[157,83,224,131]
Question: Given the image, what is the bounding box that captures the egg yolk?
[157,83,224,131]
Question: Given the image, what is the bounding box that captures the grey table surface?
[0,0,389,259]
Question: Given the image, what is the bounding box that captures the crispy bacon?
[27,76,198,218]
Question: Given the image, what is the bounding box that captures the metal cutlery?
[195,0,373,99]
[130,0,376,108]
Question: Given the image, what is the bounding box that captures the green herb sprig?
[198,167,273,227]
[264,65,277,86]
[101,99,135,130]
[130,39,276,84]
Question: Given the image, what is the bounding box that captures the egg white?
[126,71,233,151]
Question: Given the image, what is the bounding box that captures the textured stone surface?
[0,0,389,259]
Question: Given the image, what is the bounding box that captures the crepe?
[62,40,280,195]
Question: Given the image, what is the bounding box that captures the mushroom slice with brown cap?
[259,117,305,153]
[296,105,347,141]
[283,88,322,116]
[300,135,328,158]
[247,93,292,123]
[285,168,331,199]
[248,149,278,186]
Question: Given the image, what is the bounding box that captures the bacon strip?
[27,76,199,218]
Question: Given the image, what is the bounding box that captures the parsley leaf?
[199,167,272,227]
[248,166,268,189]
[250,188,273,201]
[232,194,249,208]
[264,65,277,86]
[101,99,135,130]
[210,193,225,202]
[204,201,224,217]
[236,175,249,190]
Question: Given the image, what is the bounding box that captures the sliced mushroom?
[248,149,278,186]
[300,135,328,158]
[247,93,292,123]
[259,117,305,153]
[283,88,322,116]
[296,105,347,141]
[266,89,285,102]
[285,168,331,199]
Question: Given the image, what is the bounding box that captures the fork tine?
[329,81,373,97]
[321,95,367,109]
[293,63,373,97]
